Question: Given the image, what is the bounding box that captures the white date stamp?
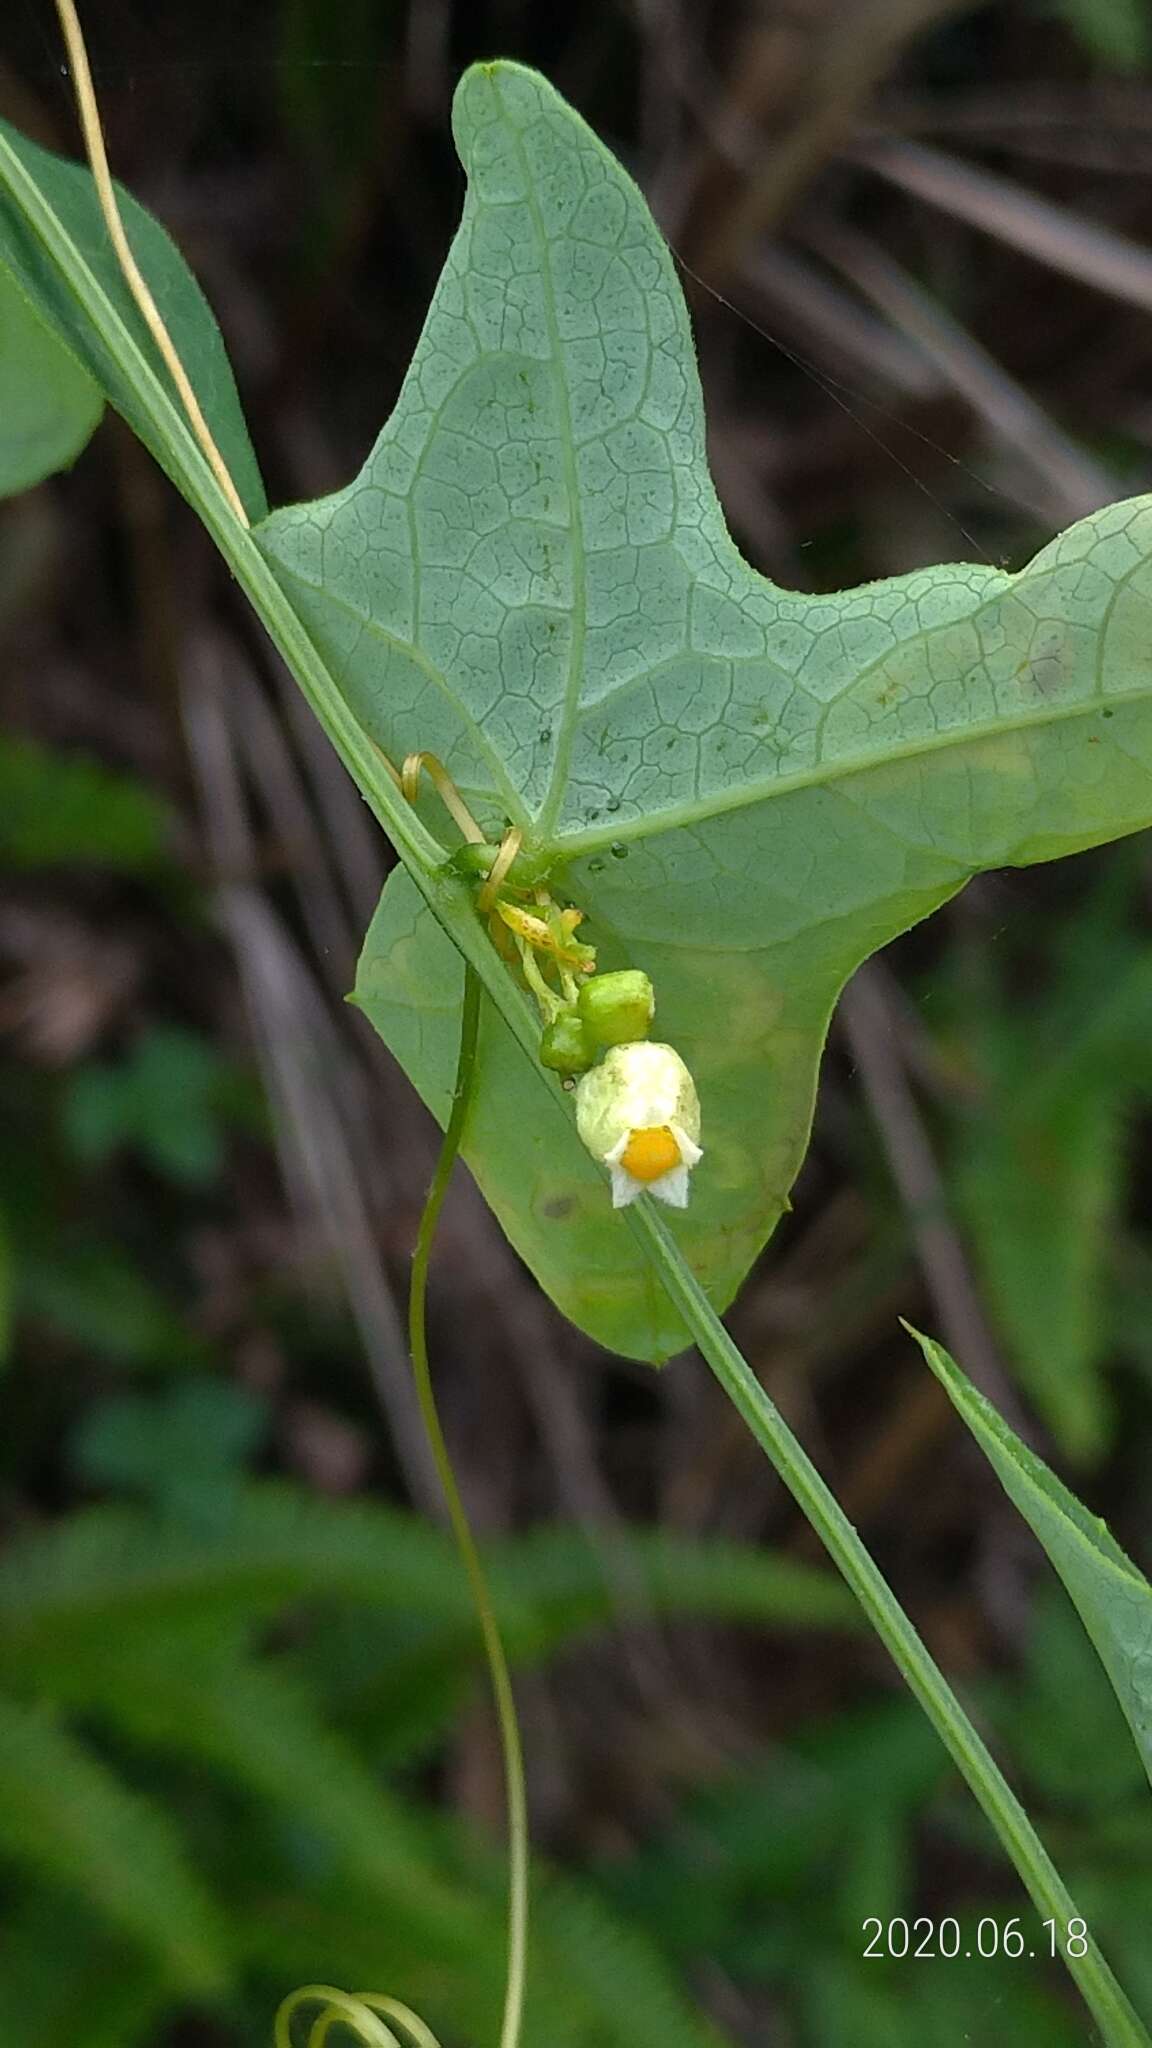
[862,1917,1090,1961]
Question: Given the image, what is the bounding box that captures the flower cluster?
[453,833,703,1211]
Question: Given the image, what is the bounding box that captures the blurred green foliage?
[63,1026,253,1189]
[932,863,1152,1461]
[0,1467,864,2045]
[0,735,171,873]
[1051,0,1152,70]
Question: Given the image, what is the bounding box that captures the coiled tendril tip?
[275,1987,442,2048]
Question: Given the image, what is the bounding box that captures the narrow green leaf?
[0,266,101,494]
[956,1067,1126,1461]
[907,1324,1152,1791]
[0,1692,228,1991]
[257,61,1152,1357]
[0,117,265,519]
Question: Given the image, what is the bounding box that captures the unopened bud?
[540,1011,594,1075]
[577,969,655,1049]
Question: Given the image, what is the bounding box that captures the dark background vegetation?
[3,0,1152,2042]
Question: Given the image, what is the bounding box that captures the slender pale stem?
[409,968,529,2048]
[402,751,488,847]
[628,1200,1152,2048]
[53,0,250,527]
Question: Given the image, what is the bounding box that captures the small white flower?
[575,1042,702,1209]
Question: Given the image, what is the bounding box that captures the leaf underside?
[255,61,1152,1358]
[3,67,1151,1359]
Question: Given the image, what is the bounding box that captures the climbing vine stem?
[629,1200,1152,2048]
[409,965,530,2048]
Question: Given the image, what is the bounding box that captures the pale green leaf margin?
[908,1323,1152,1792]
[0,264,101,494]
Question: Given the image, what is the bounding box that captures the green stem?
[409,967,529,2048]
[629,1201,1151,2048]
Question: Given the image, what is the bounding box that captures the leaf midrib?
[554,683,1152,858]
[496,78,589,841]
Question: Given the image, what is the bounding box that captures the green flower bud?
[448,841,554,891]
[575,1042,702,1209]
[577,969,655,1049]
[448,841,502,881]
[540,1011,594,1075]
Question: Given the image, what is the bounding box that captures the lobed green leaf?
[257,62,1152,1355]
[3,62,1152,1369]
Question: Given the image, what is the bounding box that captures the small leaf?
[0,1692,228,1990]
[69,1376,268,1522]
[0,267,101,495]
[0,734,169,870]
[62,1025,231,1186]
[906,1324,1152,1791]
[17,1237,202,1369]
[0,117,265,519]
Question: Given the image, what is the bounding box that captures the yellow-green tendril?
[476,826,524,911]
[408,965,529,2048]
[274,1987,441,2047]
[54,0,250,526]
[400,750,488,847]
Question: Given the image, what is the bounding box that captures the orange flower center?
[620,1125,681,1182]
